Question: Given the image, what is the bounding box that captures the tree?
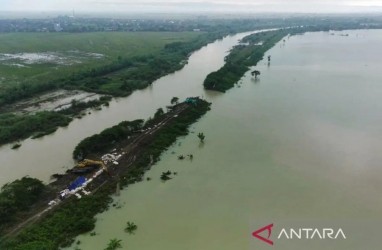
[160,171,172,181]
[0,177,46,225]
[251,70,261,78]
[104,239,122,250]
[171,97,179,105]
[154,108,164,119]
[125,221,138,234]
[197,132,205,143]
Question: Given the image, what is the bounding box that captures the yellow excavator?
[72,159,109,174]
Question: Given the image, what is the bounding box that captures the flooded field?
[0,51,104,67]
[1,89,102,114]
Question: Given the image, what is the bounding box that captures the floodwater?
[0,30,257,187]
[64,30,382,250]
[0,51,104,66]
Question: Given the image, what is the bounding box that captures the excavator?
[71,159,109,175]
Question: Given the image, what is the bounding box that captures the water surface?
[0,31,255,186]
[66,30,382,250]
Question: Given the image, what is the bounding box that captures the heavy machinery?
[71,159,109,174]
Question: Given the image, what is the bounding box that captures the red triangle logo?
[252,223,274,246]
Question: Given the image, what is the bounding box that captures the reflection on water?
[65,30,382,250]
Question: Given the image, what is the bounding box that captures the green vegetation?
[204,22,373,92]
[0,29,231,146]
[0,96,112,146]
[11,143,21,149]
[171,97,179,105]
[0,177,46,231]
[204,29,289,92]
[0,99,210,250]
[197,132,205,143]
[160,171,172,181]
[73,119,144,159]
[1,184,113,249]
[58,96,112,116]
[0,111,72,145]
[0,32,200,88]
[124,222,138,234]
[154,108,165,119]
[128,99,211,176]
[0,22,288,107]
[1,19,380,146]
[104,239,122,250]
[0,31,213,106]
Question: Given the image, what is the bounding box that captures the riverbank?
[0,27,263,147]
[203,24,382,93]
[0,97,211,249]
[61,29,382,250]
[0,32,208,146]
[2,19,377,152]
[203,29,287,92]
[0,96,113,146]
[0,28,256,189]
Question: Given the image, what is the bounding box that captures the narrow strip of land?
[0,97,211,249]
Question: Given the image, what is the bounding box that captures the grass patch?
[0,112,72,145]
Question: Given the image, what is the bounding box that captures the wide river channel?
[2,29,382,250]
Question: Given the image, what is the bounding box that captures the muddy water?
[65,30,382,250]
[0,31,257,187]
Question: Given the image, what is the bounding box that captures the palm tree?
[198,132,205,143]
[104,238,122,250]
[125,222,138,234]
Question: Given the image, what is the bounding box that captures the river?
[0,31,258,187]
[63,29,382,250]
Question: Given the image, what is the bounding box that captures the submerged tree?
[125,221,138,234]
[104,238,122,250]
[251,70,261,78]
[160,171,172,181]
[171,97,179,105]
[197,132,205,143]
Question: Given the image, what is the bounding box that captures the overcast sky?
[1,0,382,13]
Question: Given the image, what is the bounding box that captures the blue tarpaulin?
[68,176,86,191]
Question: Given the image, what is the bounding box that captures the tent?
[68,176,86,191]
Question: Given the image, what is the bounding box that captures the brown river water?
[2,29,382,250]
